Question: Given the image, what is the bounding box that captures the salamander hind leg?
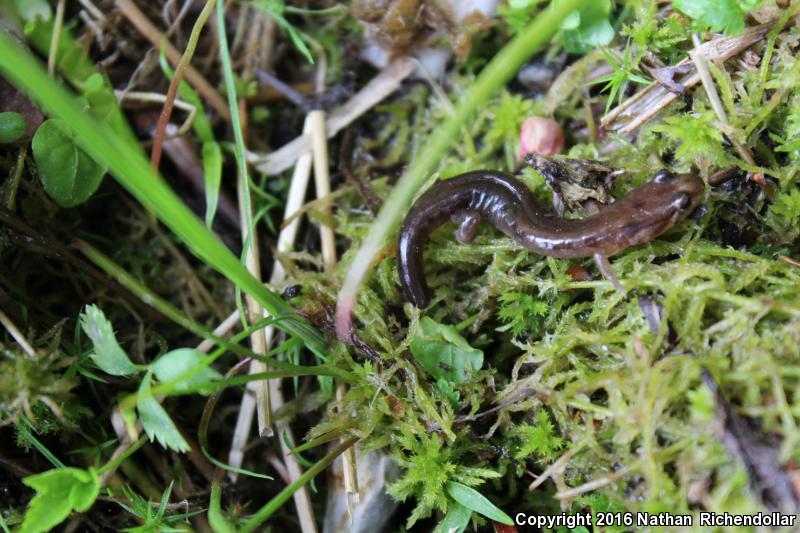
[593,254,627,296]
[452,210,482,244]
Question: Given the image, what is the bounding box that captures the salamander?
[397,170,704,307]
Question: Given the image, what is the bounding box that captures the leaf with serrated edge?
[80,304,140,376]
[137,372,191,452]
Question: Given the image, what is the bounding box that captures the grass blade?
[0,30,328,357]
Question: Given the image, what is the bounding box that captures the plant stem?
[98,436,146,475]
[151,0,217,169]
[239,438,358,533]
[75,239,277,364]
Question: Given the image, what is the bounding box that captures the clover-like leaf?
[674,0,762,35]
[21,467,100,533]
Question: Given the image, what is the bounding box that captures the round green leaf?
[0,111,27,143]
[32,119,106,207]
[151,348,222,395]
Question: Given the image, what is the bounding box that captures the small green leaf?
[137,372,191,452]
[0,111,27,143]
[445,481,513,526]
[80,304,141,376]
[82,73,128,136]
[14,0,52,22]
[561,10,581,30]
[151,348,222,395]
[251,0,315,63]
[202,142,223,227]
[674,0,761,35]
[575,17,614,47]
[21,467,100,533]
[409,317,483,384]
[561,0,614,53]
[435,377,461,405]
[438,500,472,533]
[32,119,106,207]
[208,480,236,533]
[509,0,537,7]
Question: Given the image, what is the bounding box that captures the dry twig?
[601,25,771,134]
[250,58,416,175]
[114,0,230,119]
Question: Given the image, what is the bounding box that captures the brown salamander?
[397,170,704,307]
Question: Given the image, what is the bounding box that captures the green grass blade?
[0,30,328,357]
[239,438,358,532]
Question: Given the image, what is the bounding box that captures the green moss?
[321,5,800,527]
[5,0,800,529]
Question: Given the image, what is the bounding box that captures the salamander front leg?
[452,210,482,244]
[593,253,626,295]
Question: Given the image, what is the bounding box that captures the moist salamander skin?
[397,170,705,307]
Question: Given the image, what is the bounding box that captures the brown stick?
[114,0,230,120]
[151,0,217,170]
[601,24,771,134]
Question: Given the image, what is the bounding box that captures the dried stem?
[47,0,66,76]
[528,442,586,491]
[151,0,217,170]
[601,25,771,134]
[309,111,336,270]
[310,109,359,513]
[689,33,755,166]
[114,0,230,119]
[228,115,319,532]
[0,308,35,357]
[554,465,633,500]
[251,58,416,175]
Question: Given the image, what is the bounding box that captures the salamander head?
[658,172,705,225]
[619,173,705,247]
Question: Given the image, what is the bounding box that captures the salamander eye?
[672,192,691,210]
[654,170,675,183]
